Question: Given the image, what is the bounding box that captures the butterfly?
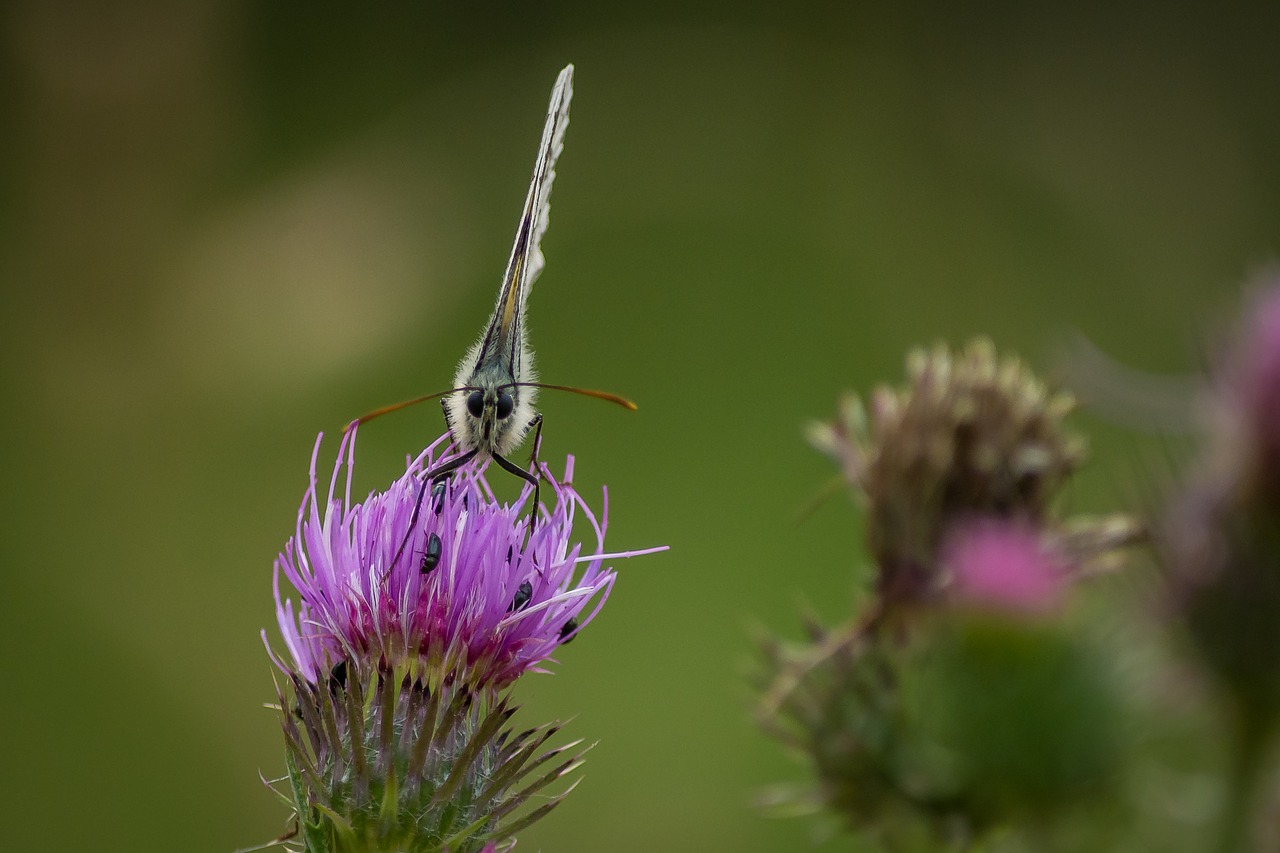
[350,64,635,566]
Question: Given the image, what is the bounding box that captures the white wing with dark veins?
[468,63,574,375]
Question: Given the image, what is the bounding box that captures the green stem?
[1217,705,1271,853]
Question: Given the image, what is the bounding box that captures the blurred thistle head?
[261,427,661,852]
[808,339,1087,603]
[1158,280,1280,728]
[759,339,1136,843]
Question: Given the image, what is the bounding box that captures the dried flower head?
[263,428,661,852]
[808,339,1088,602]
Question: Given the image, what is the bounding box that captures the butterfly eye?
[466,391,484,419]
[496,390,515,420]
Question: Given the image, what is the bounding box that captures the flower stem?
[1217,705,1271,853]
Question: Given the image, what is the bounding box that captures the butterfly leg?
[527,413,545,528]
[492,449,541,533]
[527,413,544,466]
[387,447,479,575]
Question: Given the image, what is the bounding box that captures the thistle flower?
[1141,281,1280,853]
[761,340,1135,844]
[263,427,661,852]
[1158,280,1280,779]
[1160,282,1280,710]
[273,428,620,691]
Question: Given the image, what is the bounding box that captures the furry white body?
[441,64,573,460]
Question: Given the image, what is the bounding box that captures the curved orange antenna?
[501,381,638,411]
[343,387,479,433]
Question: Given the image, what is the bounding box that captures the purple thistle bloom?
[271,426,646,691]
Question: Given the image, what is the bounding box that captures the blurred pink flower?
[944,520,1065,616]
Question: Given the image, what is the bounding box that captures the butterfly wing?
[469,63,574,378]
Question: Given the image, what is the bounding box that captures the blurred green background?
[3,2,1279,851]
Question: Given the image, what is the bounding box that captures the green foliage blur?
[2,3,1278,851]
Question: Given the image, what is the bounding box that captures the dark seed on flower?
[430,480,447,515]
[508,580,533,612]
[559,617,579,644]
[421,533,443,573]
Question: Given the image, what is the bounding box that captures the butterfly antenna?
[344,387,480,433]
[501,381,638,411]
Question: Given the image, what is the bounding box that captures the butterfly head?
[444,358,539,458]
